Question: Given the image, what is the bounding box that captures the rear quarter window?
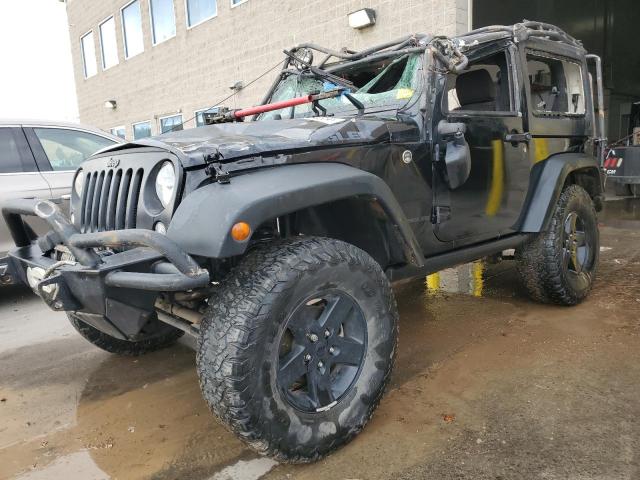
[526,53,586,115]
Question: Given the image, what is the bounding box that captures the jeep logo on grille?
[106,158,120,168]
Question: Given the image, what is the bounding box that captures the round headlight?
[73,170,84,196]
[155,161,176,208]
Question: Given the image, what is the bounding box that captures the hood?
[98,115,420,167]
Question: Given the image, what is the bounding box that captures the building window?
[159,114,183,133]
[122,0,144,59]
[150,0,176,45]
[186,0,217,28]
[80,31,97,78]
[231,0,247,7]
[133,121,152,139]
[99,17,119,69]
[110,126,126,139]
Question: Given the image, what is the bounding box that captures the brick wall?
[66,0,470,137]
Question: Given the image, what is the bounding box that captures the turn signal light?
[231,222,251,242]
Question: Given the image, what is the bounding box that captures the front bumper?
[2,198,210,316]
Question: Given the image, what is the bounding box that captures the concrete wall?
[66,0,469,137]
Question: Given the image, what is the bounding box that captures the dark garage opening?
[473,0,640,142]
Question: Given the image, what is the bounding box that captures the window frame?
[230,0,248,8]
[110,125,126,139]
[184,0,217,29]
[120,0,145,60]
[98,15,119,70]
[149,0,177,46]
[158,113,183,134]
[525,49,587,119]
[132,120,153,139]
[80,30,97,79]
[25,125,118,172]
[442,44,520,118]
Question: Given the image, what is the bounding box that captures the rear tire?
[196,237,398,463]
[516,184,599,305]
[68,313,183,356]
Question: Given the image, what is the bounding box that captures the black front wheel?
[196,237,398,462]
[517,184,599,305]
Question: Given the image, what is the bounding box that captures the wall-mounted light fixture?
[348,8,376,29]
[229,81,244,91]
[104,99,117,109]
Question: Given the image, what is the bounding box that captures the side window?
[443,50,513,113]
[0,128,36,174]
[526,54,585,115]
[33,128,116,171]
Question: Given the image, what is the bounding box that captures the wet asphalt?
[1,196,640,479]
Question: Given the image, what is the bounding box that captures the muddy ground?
[1,197,640,480]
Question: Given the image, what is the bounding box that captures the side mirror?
[437,121,471,190]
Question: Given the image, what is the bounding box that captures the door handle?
[504,132,532,144]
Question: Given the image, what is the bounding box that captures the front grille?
[80,167,144,233]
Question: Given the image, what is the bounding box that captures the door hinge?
[431,206,451,224]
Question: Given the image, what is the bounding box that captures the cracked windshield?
[260,53,421,119]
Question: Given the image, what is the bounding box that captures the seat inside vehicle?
[455,69,497,111]
[444,50,511,112]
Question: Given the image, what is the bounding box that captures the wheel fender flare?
[520,153,602,233]
[167,163,425,266]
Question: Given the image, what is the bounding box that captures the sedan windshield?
[259,53,422,120]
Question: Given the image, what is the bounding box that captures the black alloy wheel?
[562,211,596,293]
[277,292,367,413]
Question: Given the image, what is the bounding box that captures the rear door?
[24,126,117,214]
[433,42,531,244]
[0,126,52,256]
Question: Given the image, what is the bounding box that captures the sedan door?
[0,127,52,258]
[24,126,118,215]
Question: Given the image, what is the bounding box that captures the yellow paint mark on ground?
[472,261,484,297]
[426,272,440,292]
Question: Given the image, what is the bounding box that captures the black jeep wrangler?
[4,21,605,462]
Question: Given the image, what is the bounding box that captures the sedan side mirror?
[437,121,471,190]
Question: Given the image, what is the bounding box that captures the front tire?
[196,237,398,463]
[68,313,183,356]
[516,184,599,305]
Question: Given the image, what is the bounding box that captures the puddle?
[209,458,278,480]
[15,451,108,480]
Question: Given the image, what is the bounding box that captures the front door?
[0,127,52,256]
[24,126,117,215]
[433,43,530,244]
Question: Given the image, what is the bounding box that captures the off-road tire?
[68,313,183,356]
[516,184,599,305]
[196,236,398,463]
